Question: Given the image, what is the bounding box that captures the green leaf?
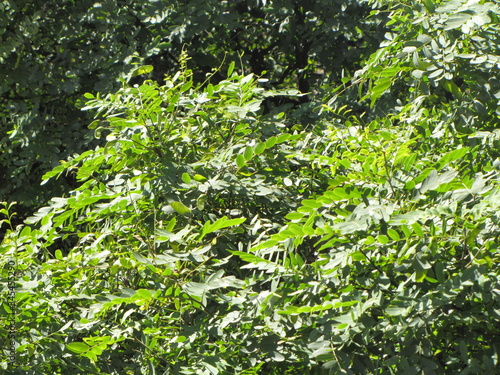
[20,225,31,238]
[243,146,254,161]
[422,0,436,12]
[199,216,246,240]
[193,174,207,182]
[170,201,191,216]
[265,136,277,148]
[370,77,393,106]
[285,212,304,221]
[276,133,291,143]
[442,80,461,99]
[250,239,278,251]
[67,342,90,354]
[378,235,389,244]
[41,165,66,185]
[132,65,154,76]
[227,61,236,77]
[166,217,177,231]
[135,289,153,300]
[254,142,267,155]
[412,222,424,237]
[180,80,193,92]
[414,270,427,282]
[236,154,246,168]
[387,228,400,241]
[301,199,322,209]
[435,147,469,168]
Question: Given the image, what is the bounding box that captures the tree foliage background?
[1,0,500,374]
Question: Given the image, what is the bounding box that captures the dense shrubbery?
[2,0,500,373]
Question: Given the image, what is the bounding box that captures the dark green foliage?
[0,0,166,223]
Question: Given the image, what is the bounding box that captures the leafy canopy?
[2,0,500,374]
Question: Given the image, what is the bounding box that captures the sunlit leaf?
[170,201,191,216]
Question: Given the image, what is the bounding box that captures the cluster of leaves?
[0,0,385,229]
[0,57,327,373]
[2,0,500,373]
